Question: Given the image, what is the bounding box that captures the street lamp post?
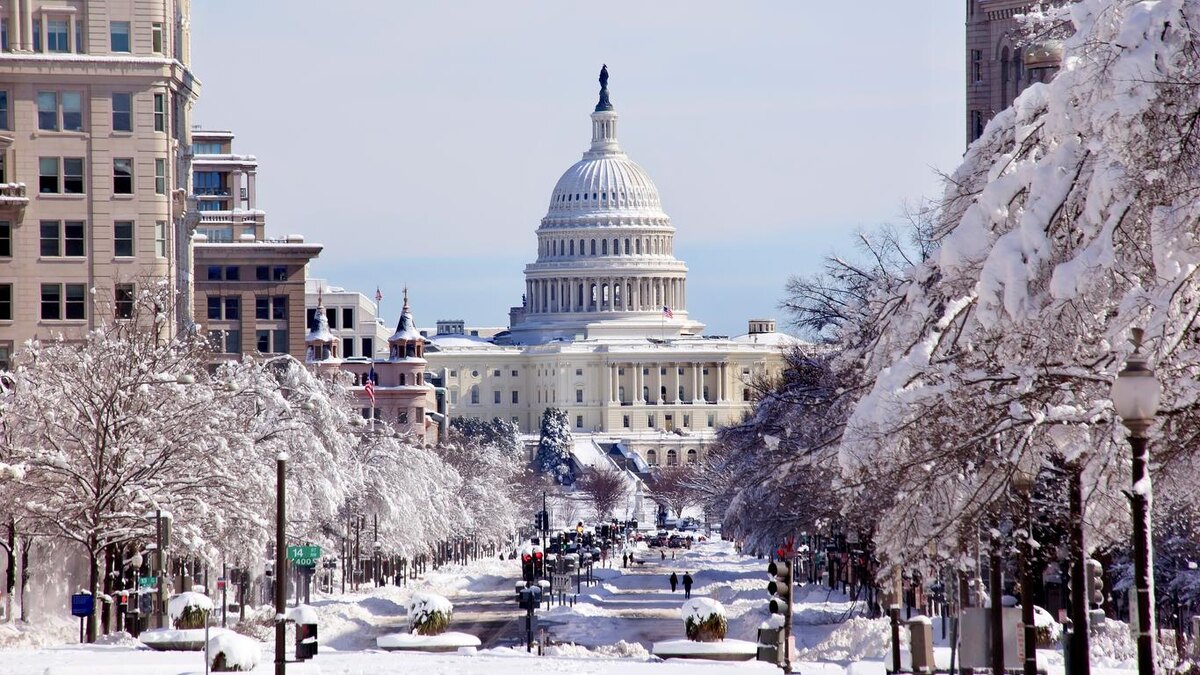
[1110,327,1161,675]
[275,452,287,675]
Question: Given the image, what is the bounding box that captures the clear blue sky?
[191,2,965,337]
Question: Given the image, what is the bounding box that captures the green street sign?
[287,545,321,566]
[138,576,157,589]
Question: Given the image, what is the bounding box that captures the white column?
[671,363,680,403]
[611,364,618,403]
[719,363,727,401]
[693,363,700,403]
[21,0,33,52]
[10,0,21,51]
[230,170,243,210]
[67,14,77,52]
[247,170,258,209]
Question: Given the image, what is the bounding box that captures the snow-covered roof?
[306,302,334,343]
[729,331,806,347]
[428,334,504,349]
[388,289,422,343]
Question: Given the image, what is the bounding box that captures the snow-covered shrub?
[169,592,214,630]
[209,631,261,672]
[1032,605,1061,647]
[536,407,573,480]
[681,597,727,642]
[409,593,453,636]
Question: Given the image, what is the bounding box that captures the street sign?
[138,576,158,589]
[216,577,227,590]
[287,545,322,566]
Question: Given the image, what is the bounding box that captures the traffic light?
[1086,558,1104,609]
[767,560,792,616]
[758,559,792,667]
[521,553,534,582]
[533,549,544,578]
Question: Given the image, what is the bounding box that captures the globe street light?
[1109,328,1161,675]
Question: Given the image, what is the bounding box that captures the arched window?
[624,238,630,254]
[613,239,619,255]
[570,240,575,255]
[667,449,678,466]
[687,449,698,465]
[1001,46,1010,104]
[646,449,658,466]
[636,239,641,254]
[742,388,751,402]
[400,373,406,386]
[590,240,596,255]
[602,239,608,255]
[470,385,479,405]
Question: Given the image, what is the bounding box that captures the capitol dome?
[508,66,704,345]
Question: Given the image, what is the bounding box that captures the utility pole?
[275,452,287,675]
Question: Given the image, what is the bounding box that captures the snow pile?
[207,631,261,671]
[1088,618,1136,668]
[377,631,481,651]
[0,616,76,649]
[287,604,318,625]
[797,616,901,662]
[93,631,144,648]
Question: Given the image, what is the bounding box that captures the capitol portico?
[423,68,801,466]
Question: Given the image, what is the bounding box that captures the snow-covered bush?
[169,592,214,630]
[681,598,726,642]
[409,593,453,636]
[1032,605,1061,647]
[537,407,573,480]
[208,631,261,672]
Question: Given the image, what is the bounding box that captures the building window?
[0,222,10,257]
[667,449,678,466]
[207,329,241,354]
[325,307,337,329]
[112,93,132,131]
[0,20,7,52]
[272,296,287,320]
[37,92,58,130]
[707,413,715,428]
[115,284,135,319]
[206,296,221,320]
[576,415,583,429]
[362,337,373,357]
[450,390,458,404]
[742,388,751,402]
[114,221,134,257]
[646,449,658,466]
[470,385,479,405]
[450,370,457,378]
[622,414,630,428]
[512,369,519,377]
[0,284,11,320]
[155,221,168,257]
[151,22,163,53]
[575,389,583,403]
[575,368,583,376]
[342,307,354,329]
[31,18,40,52]
[970,49,983,83]
[40,221,85,257]
[683,414,690,428]
[511,390,519,404]
[61,92,82,130]
[113,158,133,194]
[493,390,501,404]
[255,329,288,354]
[971,110,984,142]
[342,337,354,357]
[273,266,288,281]
[0,91,7,130]
[648,414,656,429]
[493,369,501,377]
[63,158,84,194]
[155,159,167,195]
[687,449,698,465]
[255,297,269,320]
[110,21,131,53]
[153,93,166,132]
[399,410,409,424]
[41,283,86,320]
[195,171,223,196]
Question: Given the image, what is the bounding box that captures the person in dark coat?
[683,572,694,599]
[669,572,679,592]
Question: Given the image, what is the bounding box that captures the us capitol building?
[423,68,799,467]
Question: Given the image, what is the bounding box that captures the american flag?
[662,305,673,319]
[375,287,383,304]
[364,367,377,405]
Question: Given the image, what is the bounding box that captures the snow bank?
[797,617,900,662]
[207,631,261,671]
[652,638,758,658]
[377,631,480,650]
[287,604,319,625]
[140,626,228,651]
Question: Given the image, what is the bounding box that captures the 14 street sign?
[287,545,321,566]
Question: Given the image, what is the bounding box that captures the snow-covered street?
[0,540,1146,674]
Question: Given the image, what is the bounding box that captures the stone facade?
[0,0,200,365]
[965,0,1064,146]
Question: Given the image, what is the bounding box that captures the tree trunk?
[87,541,100,643]
[4,518,14,622]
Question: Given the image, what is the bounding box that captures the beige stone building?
[966,0,1065,145]
[0,0,201,366]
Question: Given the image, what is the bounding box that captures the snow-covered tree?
[536,408,573,480]
[575,468,628,522]
[0,286,239,640]
[647,463,702,520]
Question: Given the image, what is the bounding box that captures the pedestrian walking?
[669,572,679,593]
[683,572,694,599]
[661,550,666,561]
[622,552,628,568]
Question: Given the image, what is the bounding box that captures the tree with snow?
[647,463,702,521]
[536,407,573,480]
[575,468,628,521]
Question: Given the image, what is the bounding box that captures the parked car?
[668,535,683,548]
